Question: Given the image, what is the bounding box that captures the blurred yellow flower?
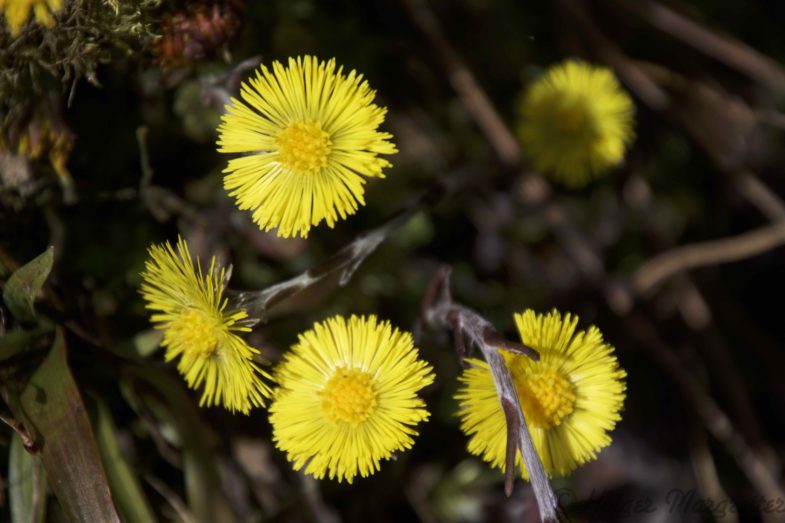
[518,60,634,187]
[217,55,397,238]
[456,309,626,478]
[0,0,63,37]
[140,237,272,414]
[269,315,434,482]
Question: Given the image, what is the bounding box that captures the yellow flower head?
[269,314,434,483]
[1,0,63,37]
[518,60,634,187]
[217,56,397,238]
[456,309,626,478]
[140,237,272,414]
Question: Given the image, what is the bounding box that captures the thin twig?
[631,221,785,295]
[689,426,739,523]
[556,0,670,110]
[135,126,202,223]
[624,0,785,90]
[200,54,262,109]
[544,203,604,281]
[0,413,37,451]
[422,267,566,523]
[399,0,522,167]
[234,187,440,321]
[676,279,773,458]
[735,171,785,222]
[628,314,785,508]
[144,475,198,523]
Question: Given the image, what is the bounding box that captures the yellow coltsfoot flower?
[140,237,272,414]
[518,60,635,187]
[269,314,434,482]
[1,0,63,37]
[217,55,397,238]
[456,309,626,478]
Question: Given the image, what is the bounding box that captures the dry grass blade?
[631,222,785,295]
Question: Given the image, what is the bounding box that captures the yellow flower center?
[275,120,332,174]
[516,368,576,429]
[319,367,378,426]
[554,103,585,133]
[167,308,220,357]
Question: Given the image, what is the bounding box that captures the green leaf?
[93,399,158,523]
[17,328,122,523]
[0,327,51,362]
[3,247,54,322]
[0,330,35,362]
[9,432,47,523]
